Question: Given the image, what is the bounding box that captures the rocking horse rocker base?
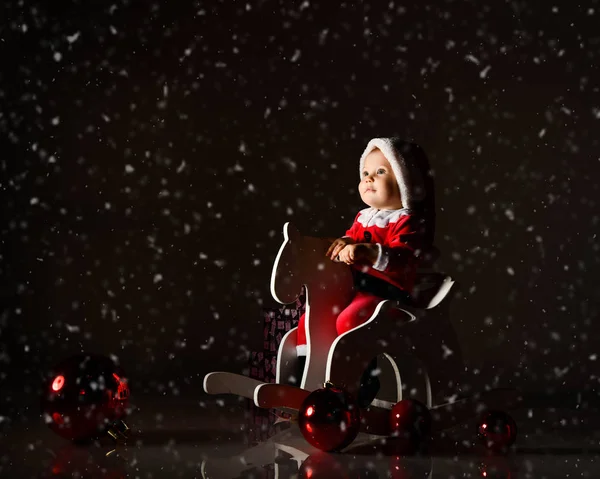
[203,222,468,441]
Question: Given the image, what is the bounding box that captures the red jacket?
[344,207,423,294]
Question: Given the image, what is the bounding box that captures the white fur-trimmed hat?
[359,137,426,210]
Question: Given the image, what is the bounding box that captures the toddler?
[295,137,435,405]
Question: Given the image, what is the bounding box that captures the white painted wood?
[424,276,455,309]
[203,372,265,400]
[412,273,455,310]
[254,383,310,411]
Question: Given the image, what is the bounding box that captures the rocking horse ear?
[283,222,301,242]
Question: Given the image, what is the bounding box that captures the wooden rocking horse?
[203,222,487,438]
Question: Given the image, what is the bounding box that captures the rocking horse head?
[270,223,355,308]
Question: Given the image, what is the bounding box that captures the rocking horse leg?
[383,353,432,407]
[276,328,302,386]
[327,338,402,406]
[369,353,403,409]
[326,301,412,402]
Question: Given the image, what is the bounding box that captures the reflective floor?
[2,393,600,478]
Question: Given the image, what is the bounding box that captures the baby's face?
[359,149,403,210]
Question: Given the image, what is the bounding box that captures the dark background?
[1,0,599,407]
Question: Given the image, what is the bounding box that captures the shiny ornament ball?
[40,353,130,443]
[476,410,517,451]
[298,382,361,452]
[389,399,432,441]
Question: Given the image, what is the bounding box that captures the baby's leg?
[335,291,384,335]
[291,313,307,385]
[296,313,307,356]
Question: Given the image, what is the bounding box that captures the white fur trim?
[359,138,425,210]
[296,345,307,356]
[372,243,389,271]
[357,207,410,228]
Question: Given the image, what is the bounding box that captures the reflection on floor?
[2,394,600,478]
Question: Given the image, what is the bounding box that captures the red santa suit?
[343,207,424,299]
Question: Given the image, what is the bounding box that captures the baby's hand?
[337,244,377,265]
[337,244,358,264]
[326,237,354,261]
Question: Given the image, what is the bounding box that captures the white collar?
[357,207,411,228]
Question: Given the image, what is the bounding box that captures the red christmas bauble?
[389,399,432,441]
[298,453,349,479]
[298,382,361,452]
[40,353,130,443]
[476,410,517,451]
